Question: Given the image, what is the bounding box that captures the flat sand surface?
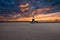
[0,23,60,40]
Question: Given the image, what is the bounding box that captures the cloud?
[0,0,60,22]
[0,16,5,21]
[0,7,60,22]
[4,10,60,22]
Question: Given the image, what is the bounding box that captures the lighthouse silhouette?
[30,13,38,23]
[32,14,35,22]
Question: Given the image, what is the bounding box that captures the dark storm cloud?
[45,0,60,13]
[0,0,60,16]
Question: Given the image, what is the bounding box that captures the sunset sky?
[0,0,60,22]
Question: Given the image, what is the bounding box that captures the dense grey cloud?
[0,0,60,17]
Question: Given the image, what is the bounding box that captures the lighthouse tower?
[31,14,35,23]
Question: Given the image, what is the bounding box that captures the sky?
[0,0,60,22]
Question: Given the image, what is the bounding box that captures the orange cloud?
[0,7,60,22]
[0,16,6,21]
[19,3,30,12]
[28,7,51,16]
[19,3,29,8]
[34,12,60,22]
[6,12,60,22]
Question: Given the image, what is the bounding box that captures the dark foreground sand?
[0,23,60,40]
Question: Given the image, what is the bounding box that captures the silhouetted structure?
[30,14,38,23]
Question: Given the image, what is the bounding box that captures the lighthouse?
[31,14,35,23]
[30,13,38,23]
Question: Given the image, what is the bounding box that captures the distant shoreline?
[0,21,60,23]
